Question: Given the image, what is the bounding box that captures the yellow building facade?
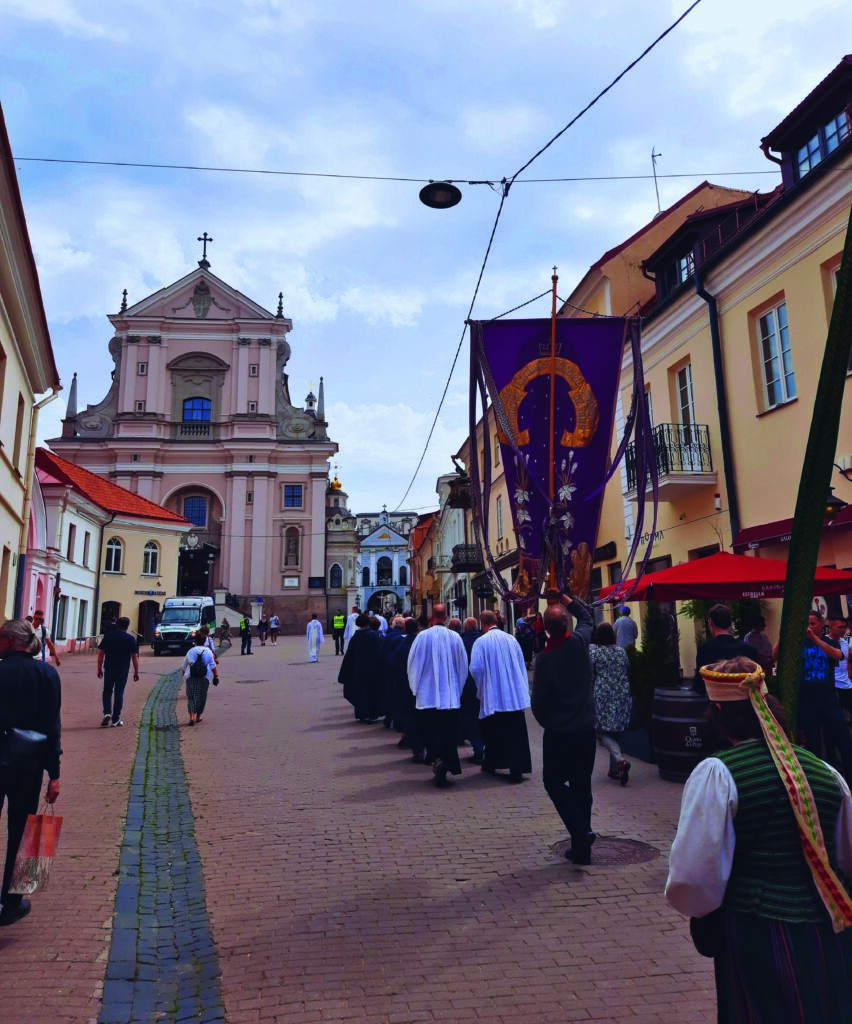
[0,106,61,621]
[585,56,852,674]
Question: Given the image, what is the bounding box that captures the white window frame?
[142,541,159,576]
[105,537,124,574]
[248,401,258,414]
[137,361,148,376]
[758,300,796,409]
[249,364,259,377]
[496,494,504,539]
[676,363,696,430]
[135,400,146,414]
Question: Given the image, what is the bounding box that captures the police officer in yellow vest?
[332,611,346,656]
[239,615,253,656]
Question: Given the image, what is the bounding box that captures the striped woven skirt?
[715,910,852,1023]
[186,676,210,716]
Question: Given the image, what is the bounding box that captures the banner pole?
[776,208,852,731]
[548,266,558,589]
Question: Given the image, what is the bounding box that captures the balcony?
[451,543,485,573]
[173,422,216,439]
[445,474,472,509]
[625,423,716,501]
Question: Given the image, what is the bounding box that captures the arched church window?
[105,537,123,573]
[183,495,208,528]
[377,556,393,586]
[284,527,300,566]
[142,541,160,576]
[182,397,211,422]
[399,566,407,586]
[362,567,370,587]
[329,563,343,588]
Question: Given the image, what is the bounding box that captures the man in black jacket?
[693,604,759,696]
[0,619,62,927]
[530,597,595,864]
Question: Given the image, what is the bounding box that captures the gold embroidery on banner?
[497,358,599,449]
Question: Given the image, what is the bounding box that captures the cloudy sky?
[3,0,849,514]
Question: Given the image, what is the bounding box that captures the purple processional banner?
[470,317,628,601]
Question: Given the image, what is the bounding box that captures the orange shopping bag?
[8,806,63,895]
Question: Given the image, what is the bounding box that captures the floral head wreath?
[700,663,852,932]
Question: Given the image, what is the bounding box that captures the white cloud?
[328,400,467,512]
[338,285,425,327]
[0,0,120,39]
[459,102,545,155]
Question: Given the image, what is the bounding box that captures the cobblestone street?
[1,638,715,1023]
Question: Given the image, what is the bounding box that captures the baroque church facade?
[49,252,336,630]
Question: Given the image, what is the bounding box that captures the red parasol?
[601,551,852,603]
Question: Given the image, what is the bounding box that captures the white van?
[152,596,217,655]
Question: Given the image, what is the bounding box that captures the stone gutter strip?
[98,671,225,1024]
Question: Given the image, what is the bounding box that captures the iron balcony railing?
[625,423,713,491]
[451,543,485,572]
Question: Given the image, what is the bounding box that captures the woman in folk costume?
[306,614,324,663]
[665,657,852,1023]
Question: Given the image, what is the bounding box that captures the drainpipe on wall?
[14,386,62,618]
[92,512,118,635]
[694,272,741,541]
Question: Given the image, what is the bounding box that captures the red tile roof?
[36,448,189,524]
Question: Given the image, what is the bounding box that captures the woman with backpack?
[182,634,219,726]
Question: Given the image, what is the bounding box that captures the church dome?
[329,474,343,491]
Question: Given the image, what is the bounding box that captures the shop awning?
[600,551,852,602]
[732,506,852,553]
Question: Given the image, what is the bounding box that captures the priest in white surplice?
[306,614,324,662]
[342,606,360,652]
[407,604,469,787]
[469,610,533,782]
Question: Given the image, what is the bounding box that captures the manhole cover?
[552,836,659,866]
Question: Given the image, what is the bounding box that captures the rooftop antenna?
[651,148,663,215]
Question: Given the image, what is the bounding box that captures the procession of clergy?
[332,595,599,865]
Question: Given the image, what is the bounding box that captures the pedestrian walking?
[306,614,324,662]
[96,615,139,728]
[268,613,280,645]
[182,638,219,725]
[342,606,359,653]
[196,625,219,665]
[469,610,532,783]
[338,614,383,722]
[257,614,269,647]
[30,609,61,667]
[530,596,596,864]
[391,619,425,760]
[218,618,232,650]
[332,610,346,655]
[239,614,253,656]
[406,604,469,788]
[590,622,632,785]
[0,619,62,928]
[613,606,638,648]
[513,613,536,667]
[666,657,852,1023]
[786,609,852,784]
[459,617,484,764]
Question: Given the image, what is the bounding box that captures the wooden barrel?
[651,688,712,782]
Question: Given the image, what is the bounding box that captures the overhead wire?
[393,0,705,508]
[14,154,778,184]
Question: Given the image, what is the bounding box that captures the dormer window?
[796,110,850,180]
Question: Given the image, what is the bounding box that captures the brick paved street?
[2,638,716,1023]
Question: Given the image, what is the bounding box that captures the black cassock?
[338,629,382,721]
